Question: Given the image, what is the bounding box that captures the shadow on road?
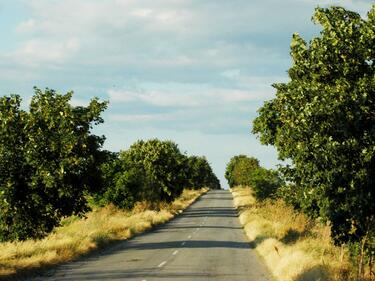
[123,240,251,250]
[46,267,240,281]
[156,225,243,230]
[181,207,238,218]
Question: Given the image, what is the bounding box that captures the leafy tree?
[186,156,221,189]
[225,155,281,198]
[94,151,144,209]
[0,96,32,241]
[248,168,283,200]
[225,155,259,187]
[100,168,140,210]
[253,6,375,245]
[0,88,107,241]
[205,172,221,190]
[122,139,188,202]
[93,143,221,209]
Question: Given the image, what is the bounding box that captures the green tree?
[0,96,32,241]
[122,139,188,203]
[249,168,283,200]
[94,151,144,209]
[186,156,221,189]
[225,155,259,187]
[253,6,375,245]
[0,88,107,241]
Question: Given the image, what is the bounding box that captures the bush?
[101,169,140,209]
[249,168,283,200]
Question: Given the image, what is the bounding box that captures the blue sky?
[0,0,373,188]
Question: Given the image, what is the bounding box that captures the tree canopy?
[225,155,282,199]
[121,139,189,202]
[252,6,375,245]
[96,139,221,209]
[0,88,107,241]
[225,155,259,188]
[186,156,221,190]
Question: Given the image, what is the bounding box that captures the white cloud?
[5,37,80,67]
[0,0,301,71]
[131,9,153,18]
[2,0,373,178]
[221,69,241,79]
[70,97,90,107]
[108,88,201,107]
[107,85,274,108]
[3,0,372,71]
[318,0,373,17]
[109,113,171,122]
[16,18,36,33]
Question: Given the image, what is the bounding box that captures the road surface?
[33,190,272,281]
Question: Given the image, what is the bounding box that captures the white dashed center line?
[158,261,167,268]
[188,235,192,239]
[172,250,178,255]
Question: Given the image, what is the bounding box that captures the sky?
[0,0,373,188]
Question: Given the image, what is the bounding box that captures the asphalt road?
[33,190,272,281]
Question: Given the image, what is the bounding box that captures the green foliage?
[0,88,220,240]
[225,155,282,199]
[225,155,260,187]
[120,139,188,203]
[252,6,375,245]
[101,169,138,209]
[0,88,107,241]
[93,142,221,208]
[93,151,143,209]
[186,156,221,189]
[249,168,284,200]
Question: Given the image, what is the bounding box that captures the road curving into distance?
[32,190,272,281]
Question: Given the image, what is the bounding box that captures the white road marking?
[188,235,192,239]
[172,250,178,255]
[158,261,167,268]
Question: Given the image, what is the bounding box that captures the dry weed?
[0,188,208,279]
[231,186,351,281]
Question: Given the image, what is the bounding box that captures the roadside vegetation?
[232,186,353,281]
[252,5,375,262]
[0,88,220,279]
[0,188,208,280]
[229,5,374,281]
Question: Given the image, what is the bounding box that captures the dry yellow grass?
[231,187,353,281]
[0,188,208,280]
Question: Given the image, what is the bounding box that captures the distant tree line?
[0,88,220,242]
[95,140,221,209]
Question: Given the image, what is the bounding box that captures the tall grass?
[231,186,355,281]
[0,188,208,280]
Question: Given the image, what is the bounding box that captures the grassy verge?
[231,186,354,281]
[0,188,208,280]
